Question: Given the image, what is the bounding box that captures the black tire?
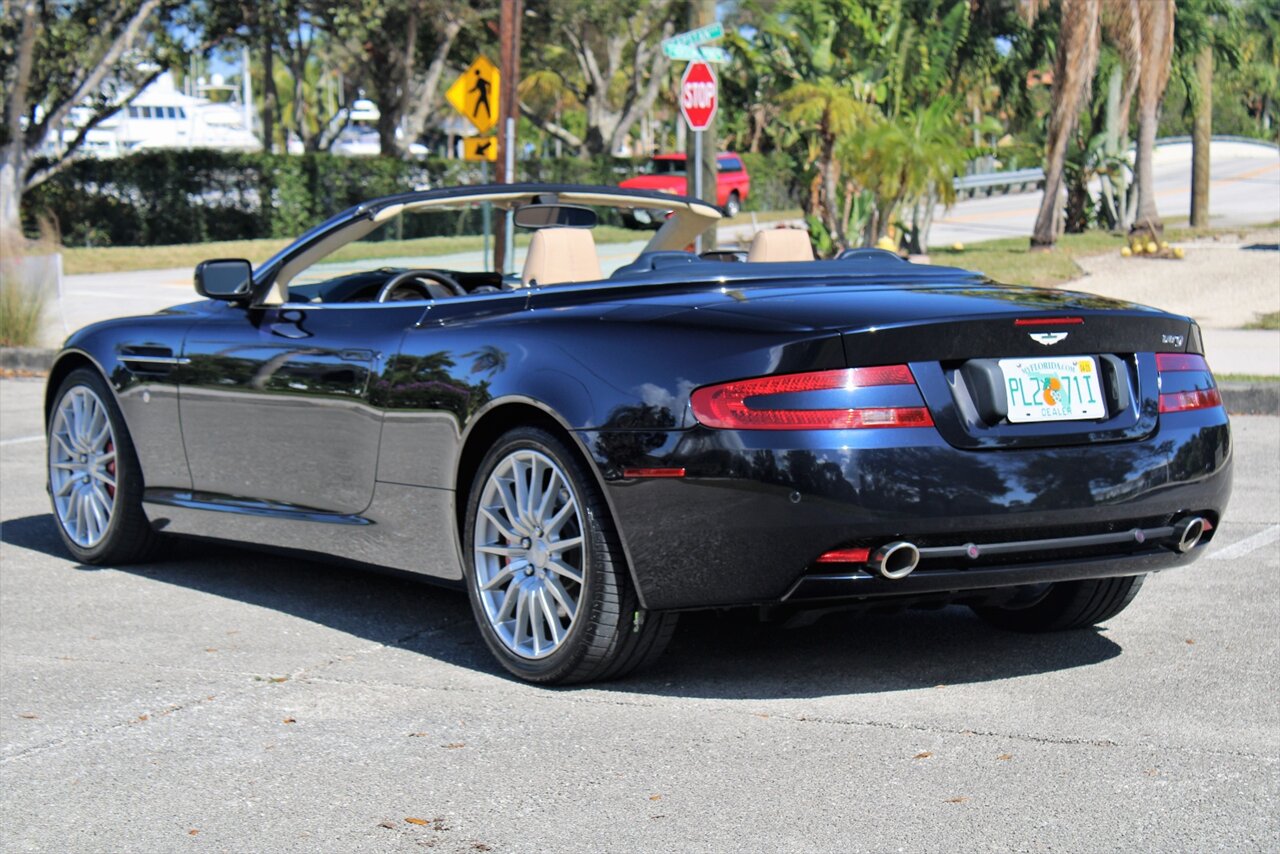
[462,426,677,684]
[971,575,1146,632]
[46,368,161,565]
[724,191,741,218]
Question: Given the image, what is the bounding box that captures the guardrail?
[951,135,1276,199]
[953,167,1044,198]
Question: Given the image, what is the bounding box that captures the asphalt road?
[930,139,1280,248]
[1,376,1278,852]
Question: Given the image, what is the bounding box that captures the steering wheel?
[375,269,468,302]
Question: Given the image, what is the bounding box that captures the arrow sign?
[679,60,718,132]
[662,21,723,50]
[663,43,731,63]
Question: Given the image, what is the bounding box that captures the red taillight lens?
[690,366,933,430]
[1156,352,1222,413]
[1156,353,1209,373]
[1014,316,1085,327]
[1159,388,1222,413]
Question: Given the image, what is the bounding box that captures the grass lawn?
[61,225,643,276]
[931,231,1129,287]
[1244,311,1280,330]
[930,223,1272,288]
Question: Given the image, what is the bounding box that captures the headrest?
[746,228,815,263]
[521,228,603,286]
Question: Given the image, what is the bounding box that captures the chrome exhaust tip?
[867,541,920,580]
[1172,516,1206,554]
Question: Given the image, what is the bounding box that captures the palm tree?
[1021,0,1177,247]
[1131,0,1176,241]
[778,79,878,249]
[842,98,969,249]
[1021,0,1103,249]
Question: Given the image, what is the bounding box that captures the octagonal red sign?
[680,61,718,131]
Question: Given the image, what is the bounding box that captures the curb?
[0,347,56,372]
[2,347,1276,414]
[1219,382,1280,416]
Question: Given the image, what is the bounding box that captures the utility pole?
[1190,45,1213,229]
[685,0,717,251]
[494,0,523,274]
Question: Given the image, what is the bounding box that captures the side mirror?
[194,258,253,300]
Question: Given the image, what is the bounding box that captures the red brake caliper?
[105,440,116,498]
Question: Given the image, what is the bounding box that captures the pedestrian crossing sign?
[463,136,499,162]
[446,56,501,134]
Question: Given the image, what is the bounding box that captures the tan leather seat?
[521,228,603,286]
[746,228,815,263]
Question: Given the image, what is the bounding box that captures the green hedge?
[26,149,801,247]
[738,151,804,212]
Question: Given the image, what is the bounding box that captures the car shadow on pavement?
[2,513,1122,698]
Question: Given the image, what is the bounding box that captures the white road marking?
[0,435,44,447]
[1207,524,1280,561]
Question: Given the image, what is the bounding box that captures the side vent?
[119,346,189,377]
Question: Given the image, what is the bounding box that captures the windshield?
[649,158,686,176]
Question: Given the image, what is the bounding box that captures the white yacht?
[43,71,259,158]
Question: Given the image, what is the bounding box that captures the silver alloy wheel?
[473,449,585,659]
[48,386,117,548]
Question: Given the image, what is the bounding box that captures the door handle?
[339,349,377,361]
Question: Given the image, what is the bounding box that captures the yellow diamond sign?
[446,56,500,134]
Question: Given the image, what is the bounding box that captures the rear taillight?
[1156,353,1222,413]
[689,365,933,430]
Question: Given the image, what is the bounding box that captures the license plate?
[1000,356,1106,423]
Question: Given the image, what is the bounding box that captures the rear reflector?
[1159,388,1222,413]
[1156,352,1221,413]
[1014,316,1085,326]
[621,467,686,478]
[690,366,934,430]
[816,547,871,564]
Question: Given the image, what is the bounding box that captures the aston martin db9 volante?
[45,184,1231,683]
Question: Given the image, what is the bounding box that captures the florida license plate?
[999,356,1106,423]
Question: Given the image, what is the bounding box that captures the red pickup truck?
[619,152,751,216]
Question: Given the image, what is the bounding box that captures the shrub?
[0,231,56,347]
[24,150,800,247]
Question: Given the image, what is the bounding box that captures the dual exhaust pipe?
[854,515,1207,581]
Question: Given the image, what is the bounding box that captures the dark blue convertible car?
[45,184,1231,683]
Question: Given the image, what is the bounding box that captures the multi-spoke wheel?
[47,368,159,564]
[49,385,117,548]
[473,449,585,659]
[463,426,677,684]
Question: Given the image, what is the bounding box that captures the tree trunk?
[1130,0,1175,242]
[260,38,279,153]
[1030,0,1101,249]
[0,152,24,238]
[1190,45,1213,229]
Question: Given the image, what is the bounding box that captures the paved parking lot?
[1,375,1277,852]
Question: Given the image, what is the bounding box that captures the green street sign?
[662,22,723,50]
[663,43,731,63]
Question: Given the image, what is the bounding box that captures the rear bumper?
[587,408,1232,610]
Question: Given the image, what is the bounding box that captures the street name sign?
[663,43,730,62]
[663,22,723,49]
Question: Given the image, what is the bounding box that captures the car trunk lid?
[691,281,1199,449]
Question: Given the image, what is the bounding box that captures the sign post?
[446,56,501,269]
[679,60,718,253]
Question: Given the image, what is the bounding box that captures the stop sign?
[680,61,718,131]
